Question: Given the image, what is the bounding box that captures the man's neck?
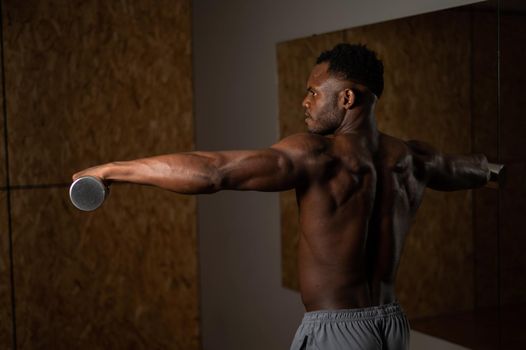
[334,104,379,150]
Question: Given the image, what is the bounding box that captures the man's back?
[297,132,427,312]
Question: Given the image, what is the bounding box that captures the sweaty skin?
[73,62,492,312]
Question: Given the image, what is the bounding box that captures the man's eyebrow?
[307,87,316,93]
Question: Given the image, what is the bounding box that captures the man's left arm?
[407,140,505,191]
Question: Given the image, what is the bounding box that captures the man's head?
[302,43,383,135]
[317,43,384,99]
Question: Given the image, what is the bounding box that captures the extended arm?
[72,134,320,194]
[407,140,502,191]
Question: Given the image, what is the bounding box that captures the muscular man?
[73,44,502,349]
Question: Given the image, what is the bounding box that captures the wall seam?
[0,0,17,348]
[496,0,502,347]
[469,8,477,311]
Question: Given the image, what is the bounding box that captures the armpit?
[406,140,437,181]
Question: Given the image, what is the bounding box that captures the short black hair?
[316,43,384,98]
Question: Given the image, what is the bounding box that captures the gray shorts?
[290,302,410,350]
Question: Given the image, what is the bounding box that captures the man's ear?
[340,88,355,109]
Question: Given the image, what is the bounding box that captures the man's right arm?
[72,133,325,194]
[407,140,495,191]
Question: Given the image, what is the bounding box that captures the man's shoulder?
[380,132,430,155]
[373,133,428,172]
[272,133,329,154]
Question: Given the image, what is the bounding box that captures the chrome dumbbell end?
[69,176,109,211]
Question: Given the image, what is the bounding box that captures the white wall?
[192,1,483,349]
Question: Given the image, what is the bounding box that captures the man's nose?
[302,97,310,109]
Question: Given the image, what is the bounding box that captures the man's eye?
[310,90,317,96]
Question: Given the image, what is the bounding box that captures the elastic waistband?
[302,301,404,323]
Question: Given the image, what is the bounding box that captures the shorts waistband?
[302,301,404,323]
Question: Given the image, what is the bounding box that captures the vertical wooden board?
[472,12,499,162]
[0,45,5,189]
[0,6,11,339]
[0,192,13,349]
[277,10,474,319]
[3,0,194,185]
[499,13,526,306]
[0,6,11,340]
[12,186,198,349]
[473,187,499,308]
[472,11,499,309]
[276,31,346,290]
[500,14,526,161]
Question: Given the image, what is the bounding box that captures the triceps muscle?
[218,148,298,192]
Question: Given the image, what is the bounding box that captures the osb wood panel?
[3,0,194,185]
[0,70,11,347]
[0,68,5,188]
[3,0,199,348]
[277,10,473,319]
[0,192,13,350]
[12,186,198,349]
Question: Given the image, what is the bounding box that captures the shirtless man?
[73,44,502,349]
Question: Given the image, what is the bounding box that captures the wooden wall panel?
[278,10,474,319]
[2,0,198,348]
[0,66,5,188]
[472,11,526,309]
[0,35,11,345]
[499,13,526,306]
[0,193,13,350]
[472,11,500,309]
[3,0,194,185]
[0,26,11,345]
[12,186,198,349]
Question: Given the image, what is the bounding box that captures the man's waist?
[302,300,405,322]
[300,280,397,312]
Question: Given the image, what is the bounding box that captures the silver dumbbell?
[69,176,109,211]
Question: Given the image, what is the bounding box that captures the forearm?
[75,152,223,194]
[429,153,490,191]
